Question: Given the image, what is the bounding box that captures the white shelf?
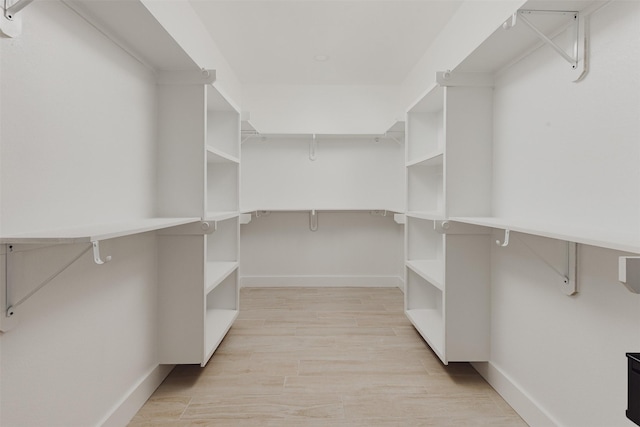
[406,211,446,221]
[451,216,640,254]
[405,309,445,360]
[406,260,445,291]
[241,207,402,214]
[205,262,239,295]
[204,211,240,222]
[0,217,199,244]
[406,151,444,168]
[204,308,238,364]
[206,146,240,164]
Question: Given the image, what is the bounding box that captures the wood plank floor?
[128,287,527,426]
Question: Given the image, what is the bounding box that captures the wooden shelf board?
[451,216,640,254]
[203,309,238,366]
[405,309,445,361]
[205,262,239,295]
[0,217,200,244]
[406,260,445,291]
[206,146,240,164]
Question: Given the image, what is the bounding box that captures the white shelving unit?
[406,87,445,219]
[404,81,492,364]
[157,81,240,366]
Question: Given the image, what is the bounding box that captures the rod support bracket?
[92,241,112,265]
[496,229,510,247]
[309,209,318,232]
[514,9,586,81]
[309,134,317,161]
[1,0,34,37]
[559,242,578,296]
[619,256,640,294]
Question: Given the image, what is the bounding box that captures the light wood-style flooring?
[129,287,527,426]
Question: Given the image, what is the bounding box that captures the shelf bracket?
[496,229,510,247]
[515,10,585,81]
[503,232,578,296]
[241,131,260,144]
[3,243,93,329]
[434,221,451,234]
[1,0,33,37]
[619,257,640,294]
[309,134,317,161]
[91,241,112,265]
[309,210,318,232]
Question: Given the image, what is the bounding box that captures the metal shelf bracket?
[498,232,578,295]
[3,243,94,330]
[309,210,318,232]
[1,0,34,37]
[309,134,317,161]
[619,256,640,294]
[91,241,112,265]
[505,9,588,82]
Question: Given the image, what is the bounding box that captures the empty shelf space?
[0,217,200,244]
[452,216,640,254]
[405,309,444,359]
[406,260,444,290]
[206,145,240,164]
[205,261,239,294]
[204,308,238,364]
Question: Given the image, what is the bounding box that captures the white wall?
[240,134,405,287]
[242,84,403,134]
[491,2,640,235]
[0,2,164,425]
[1,3,157,233]
[241,136,404,211]
[479,2,640,426]
[241,212,404,288]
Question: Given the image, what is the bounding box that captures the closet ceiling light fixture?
[314,55,329,62]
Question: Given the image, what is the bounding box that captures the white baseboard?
[240,275,403,288]
[471,361,559,427]
[100,364,174,427]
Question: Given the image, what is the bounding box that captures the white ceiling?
[189,0,464,85]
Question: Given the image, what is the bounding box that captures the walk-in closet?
[1,1,639,426]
